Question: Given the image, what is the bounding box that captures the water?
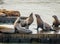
[0,0,60,34]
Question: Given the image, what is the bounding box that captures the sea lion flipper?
[50,28,57,32]
[25,26,29,29]
[36,26,40,32]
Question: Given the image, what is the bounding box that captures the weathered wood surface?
[0,33,60,43]
[0,33,60,39]
[0,30,60,43]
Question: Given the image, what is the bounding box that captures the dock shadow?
[38,27,60,34]
[38,30,51,34]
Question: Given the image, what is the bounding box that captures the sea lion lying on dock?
[0,25,14,33]
[35,14,56,32]
[3,11,20,17]
[0,9,20,17]
[52,15,60,27]
[0,12,6,17]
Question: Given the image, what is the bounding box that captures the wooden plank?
[0,33,60,39]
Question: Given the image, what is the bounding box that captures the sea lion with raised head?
[35,14,56,32]
[52,15,60,27]
[14,13,34,29]
[20,13,34,29]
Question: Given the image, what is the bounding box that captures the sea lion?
[21,13,33,28]
[0,9,20,17]
[14,13,34,29]
[3,11,20,17]
[52,15,60,27]
[35,14,56,32]
[0,12,6,17]
[0,9,6,13]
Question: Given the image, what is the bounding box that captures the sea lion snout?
[35,14,38,17]
[35,14,40,18]
[35,14,37,16]
[30,12,33,16]
[52,15,57,18]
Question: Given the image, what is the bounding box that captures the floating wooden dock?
[0,33,60,38]
[0,33,60,43]
[0,16,60,43]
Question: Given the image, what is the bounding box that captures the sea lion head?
[35,14,40,18]
[52,15,57,18]
[35,14,43,24]
[29,12,33,17]
[52,15,58,21]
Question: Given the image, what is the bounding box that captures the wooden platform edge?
[0,33,60,39]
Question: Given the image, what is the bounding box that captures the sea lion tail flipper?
[15,27,19,33]
[25,26,29,29]
[36,26,39,32]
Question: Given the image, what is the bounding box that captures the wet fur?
[35,14,56,32]
[14,13,34,29]
[0,9,20,16]
[52,15,60,27]
[20,13,34,29]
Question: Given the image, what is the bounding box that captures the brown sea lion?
[52,15,60,27]
[3,10,20,17]
[0,12,6,17]
[0,9,6,12]
[0,9,20,17]
[35,14,56,32]
[14,13,34,29]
